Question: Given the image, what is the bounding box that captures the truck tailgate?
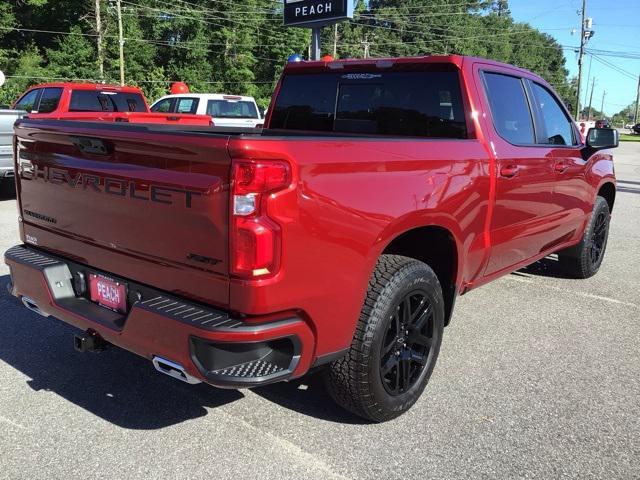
[14,119,231,306]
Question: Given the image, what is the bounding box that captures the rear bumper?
[4,244,315,388]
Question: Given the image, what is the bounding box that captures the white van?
[150,93,263,128]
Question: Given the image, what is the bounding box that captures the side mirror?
[586,128,619,150]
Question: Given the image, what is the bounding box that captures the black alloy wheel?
[589,210,608,268]
[380,291,436,396]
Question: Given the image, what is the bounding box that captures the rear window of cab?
[269,68,468,139]
[69,90,146,112]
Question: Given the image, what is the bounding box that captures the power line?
[5,74,277,85]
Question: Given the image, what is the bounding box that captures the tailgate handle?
[71,136,111,155]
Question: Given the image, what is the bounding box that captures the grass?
[620,134,640,142]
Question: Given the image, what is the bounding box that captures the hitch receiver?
[74,330,110,353]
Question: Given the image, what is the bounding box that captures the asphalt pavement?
[0,143,639,479]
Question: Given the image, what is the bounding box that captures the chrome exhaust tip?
[152,356,201,384]
[21,296,50,318]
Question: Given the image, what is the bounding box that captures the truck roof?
[284,54,543,80]
[24,82,144,93]
[154,93,257,102]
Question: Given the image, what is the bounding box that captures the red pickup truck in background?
[5,55,618,422]
[12,82,213,125]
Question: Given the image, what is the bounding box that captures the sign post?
[283,0,355,61]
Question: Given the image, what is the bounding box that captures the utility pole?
[116,0,125,85]
[600,90,606,117]
[362,37,371,58]
[634,75,640,125]
[575,1,594,119]
[95,0,104,81]
[587,77,595,121]
[333,23,338,58]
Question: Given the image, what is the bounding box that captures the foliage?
[0,0,574,109]
[620,134,640,142]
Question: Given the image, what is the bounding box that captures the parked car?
[5,55,618,422]
[151,93,264,128]
[13,83,212,125]
[633,123,640,135]
[0,108,26,196]
[595,119,610,129]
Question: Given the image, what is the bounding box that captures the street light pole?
[310,27,321,61]
[634,75,640,125]
[587,77,595,121]
[116,0,125,86]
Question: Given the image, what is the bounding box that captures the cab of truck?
[150,93,264,128]
[13,83,148,117]
[12,83,212,125]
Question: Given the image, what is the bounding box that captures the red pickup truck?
[13,82,212,125]
[5,56,618,422]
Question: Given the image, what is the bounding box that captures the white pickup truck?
[0,108,26,195]
[150,93,264,128]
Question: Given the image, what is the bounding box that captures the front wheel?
[558,196,611,279]
[323,255,444,422]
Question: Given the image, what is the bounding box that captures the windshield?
[206,100,258,119]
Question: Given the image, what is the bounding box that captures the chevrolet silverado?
[4,56,618,422]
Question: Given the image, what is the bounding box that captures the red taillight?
[231,160,291,278]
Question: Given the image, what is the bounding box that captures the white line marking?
[505,276,639,309]
[0,415,26,430]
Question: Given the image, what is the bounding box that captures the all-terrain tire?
[323,255,445,422]
[558,196,611,279]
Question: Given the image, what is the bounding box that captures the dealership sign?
[283,0,354,27]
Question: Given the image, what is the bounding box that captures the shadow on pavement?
[253,374,370,425]
[0,274,243,430]
[0,275,364,428]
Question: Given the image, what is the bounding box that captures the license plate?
[89,274,127,313]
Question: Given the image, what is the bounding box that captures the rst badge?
[283,0,354,27]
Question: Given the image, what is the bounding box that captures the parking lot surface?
[0,143,638,479]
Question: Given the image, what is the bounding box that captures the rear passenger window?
[483,72,535,145]
[530,83,575,146]
[176,98,199,114]
[270,70,467,138]
[38,88,63,113]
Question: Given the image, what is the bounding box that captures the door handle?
[554,162,568,173]
[500,165,520,178]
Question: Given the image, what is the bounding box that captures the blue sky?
[509,0,639,117]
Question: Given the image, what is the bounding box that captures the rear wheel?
[324,255,444,422]
[558,196,610,279]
